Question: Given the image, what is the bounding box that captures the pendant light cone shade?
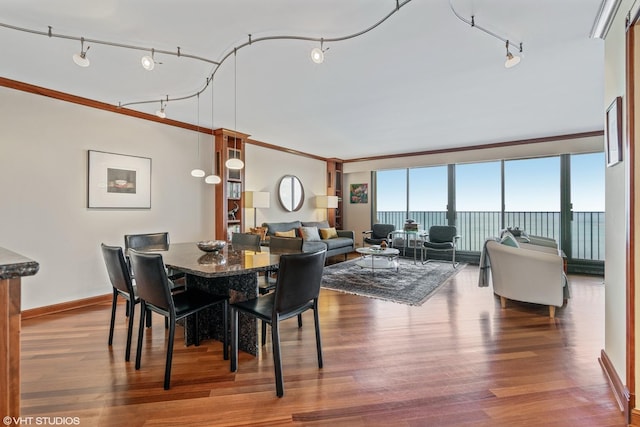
[191,169,205,177]
[141,55,155,70]
[505,52,521,68]
[205,174,221,184]
[225,158,244,169]
[310,47,324,64]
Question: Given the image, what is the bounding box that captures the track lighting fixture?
[504,41,521,69]
[155,99,167,118]
[449,1,524,69]
[310,39,327,64]
[72,37,90,67]
[141,49,156,71]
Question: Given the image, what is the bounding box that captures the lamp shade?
[245,191,270,209]
[316,195,339,209]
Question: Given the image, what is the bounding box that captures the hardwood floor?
[20,262,625,426]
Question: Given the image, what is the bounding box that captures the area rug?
[321,258,465,306]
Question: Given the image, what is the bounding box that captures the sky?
[376,152,605,212]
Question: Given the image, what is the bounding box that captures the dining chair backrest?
[231,232,261,250]
[273,250,326,314]
[128,250,173,313]
[269,236,303,253]
[101,243,135,296]
[124,232,170,252]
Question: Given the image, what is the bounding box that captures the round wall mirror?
[278,175,304,212]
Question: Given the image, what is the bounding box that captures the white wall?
[604,0,633,388]
[0,87,214,309]
[244,144,327,228]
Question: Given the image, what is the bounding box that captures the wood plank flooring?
[19,262,626,426]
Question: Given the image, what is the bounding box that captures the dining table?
[135,242,287,356]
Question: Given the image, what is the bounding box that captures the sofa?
[481,235,568,318]
[261,220,355,260]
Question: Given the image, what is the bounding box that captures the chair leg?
[125,299,131,317]
[313,302,323,369]
[164,316,175,390]
[108,291,117,346]
[262,320,267,346]
[271,317,284,397]
[135,302,147,370]
[297,314,303,328]
[125,302,135,362]
[230,307,239,372]
[145,308,152,328]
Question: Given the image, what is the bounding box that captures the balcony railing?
[375,211,605,261]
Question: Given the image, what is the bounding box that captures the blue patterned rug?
[321,257,465,306]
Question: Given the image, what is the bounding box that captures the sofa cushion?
[275,229,296,238]
[301,220,330,229]
[323,237,353,250]
[263,221,302,237]
[319,227,338,239]
[299,226,322,242]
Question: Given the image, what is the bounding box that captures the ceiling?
[0,0,605,160]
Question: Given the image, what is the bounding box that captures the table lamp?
[244,191,270,228]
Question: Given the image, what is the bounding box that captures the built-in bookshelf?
[326,158,343,229]
[214,128,250,241]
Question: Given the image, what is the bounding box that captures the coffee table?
[355,247,400,273]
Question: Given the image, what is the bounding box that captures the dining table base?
[184,272,259,356]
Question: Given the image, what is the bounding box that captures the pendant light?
[191,93,206,178]
[225,48,244,170]
[504,41,521,69]
[205,79,222,185]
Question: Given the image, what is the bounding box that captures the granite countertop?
[0,247,39,279]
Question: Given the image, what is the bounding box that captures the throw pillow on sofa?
[275,229,296,238]
[319,227,338,239]
[500,231,520,248]
[299,226,322,242]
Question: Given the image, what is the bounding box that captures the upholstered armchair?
[362,224,395,247]
[484,239,567,318]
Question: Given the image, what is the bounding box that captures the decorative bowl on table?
[197,240,226,253]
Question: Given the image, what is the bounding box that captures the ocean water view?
[376,210,605,261]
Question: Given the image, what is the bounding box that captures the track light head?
[504,41,521,69]
[155,100,167,118]
[141,56,155,71]
[310,47,324,64]
[73,38,90,67]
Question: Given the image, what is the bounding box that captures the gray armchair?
[362,224,395,247]
[422,225,460,268]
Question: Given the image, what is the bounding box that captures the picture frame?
[87,150,151,208]
[605,96,623,167]
[350,183,368,204]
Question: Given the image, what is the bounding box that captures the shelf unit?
[214,128,250,241]
[326,158,343,229]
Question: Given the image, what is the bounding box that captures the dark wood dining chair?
[129,249,229,390]
[101,243,151,362]
[230,249,326,397]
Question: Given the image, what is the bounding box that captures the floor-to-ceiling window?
[456,161,502,252]
[373,152,604,273]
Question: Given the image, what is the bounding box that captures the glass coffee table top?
[355,247,400,272]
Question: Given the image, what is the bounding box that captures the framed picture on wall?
[350,183,368,204]
[87,150,151,208]
[605,96,623,167]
